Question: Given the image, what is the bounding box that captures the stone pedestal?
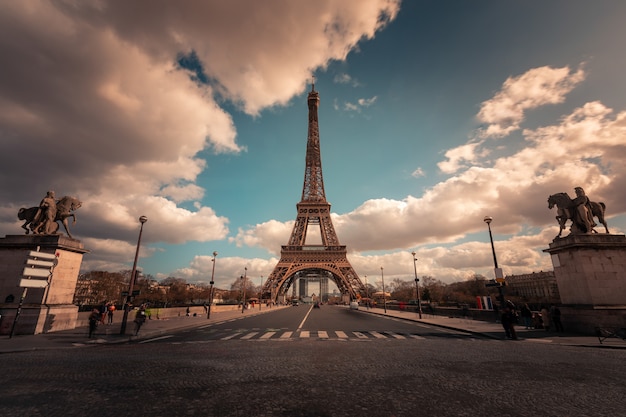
[0,235,89,335]
[544,234,626,332]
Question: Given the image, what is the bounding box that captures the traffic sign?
[19,278,49,288]
[22,267,53,278]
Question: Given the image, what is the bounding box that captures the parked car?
[349,301,359,310]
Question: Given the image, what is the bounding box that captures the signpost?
[10,248,57,338]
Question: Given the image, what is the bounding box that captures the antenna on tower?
[310,75,316,92]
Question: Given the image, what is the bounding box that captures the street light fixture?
[120,215,147,335]
[241,267,247,313]
[381,266,387,313]
[411,251,423,319]
[484,216,505,307]
[259,276,263,311]
[207,251,217,319]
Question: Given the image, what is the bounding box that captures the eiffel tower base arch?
[263,245,364,303]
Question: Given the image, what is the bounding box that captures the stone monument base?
[544,233,626,333]
[0,234,88,335]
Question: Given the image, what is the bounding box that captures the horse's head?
[70,198,82,211]
[547,195,555,209]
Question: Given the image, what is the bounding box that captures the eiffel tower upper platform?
[262,86,365,302]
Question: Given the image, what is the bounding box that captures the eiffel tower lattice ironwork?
[263,85,365,302]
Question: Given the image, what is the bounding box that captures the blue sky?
[2,1,626,291]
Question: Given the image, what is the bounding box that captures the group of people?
[87,302,150,338]
[500,302,564,340]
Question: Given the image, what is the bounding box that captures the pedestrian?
[134,305,147,335]
[551,305,564,332]
[540,306,551,331]
[520,304,533,329]
[107,303,115,324]
[98,302,107,324]
[186,306,190,316]
[145,305,152,320]
[501,304,518,340]
[88,308,100,338]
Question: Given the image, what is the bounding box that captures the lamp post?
[259,276,263,311]
[241,267,247,313]
[120,215,147,335]
[381,266,387,313]
[411,251,423,319]
[484,216,505,307]
[207,251,217,319]
[364,275,369,309]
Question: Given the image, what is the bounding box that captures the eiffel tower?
[263,85,365,303]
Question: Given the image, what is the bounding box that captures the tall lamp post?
[241,267,247,313]
[207,251,217,319]
[120,215,147,335]
[259,276,263,311]
[484,216,505,307]
[381,266,387,313]
[411,251,423,319]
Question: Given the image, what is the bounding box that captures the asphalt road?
[2,306,625,417]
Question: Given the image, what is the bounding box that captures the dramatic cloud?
[0,1,401,270]
[234,65,626,282]
[477,65,586,138]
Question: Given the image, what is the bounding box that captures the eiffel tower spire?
[302,84,325,202]
[263,86,365,303]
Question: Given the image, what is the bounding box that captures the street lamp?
[381,266,387,313]
[411,251,423,319]
[241,267,247,313]
[364,275,369,309]
[207,251,217,319]
[484,216,505,307]
[120,215,147,335]
[259,276,263,311]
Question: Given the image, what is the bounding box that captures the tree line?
[74,271,534,310]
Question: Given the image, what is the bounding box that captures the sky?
[2,0,626,292]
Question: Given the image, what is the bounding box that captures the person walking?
[88,308,100,338]
[551,305,564,332]
[107,303,115,324]
[540,306,551,331]
[134,305,147,336]
[520,304,533,330]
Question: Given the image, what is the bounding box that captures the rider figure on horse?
[572,187,596,233]
[31,190,58,234]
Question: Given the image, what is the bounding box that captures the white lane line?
[260,332,276,339]
[280,331,292,339]
[409,334,426,340]
[369,331,386,339]
[297,305,314,330]
[318,331,329,338]
[300,331,310,338]
[388,332,406,339]
[138,335,174,344]
[241,332,259,340]
[220,333,239,340]
[335,331,348,339]
[353,331,368,339]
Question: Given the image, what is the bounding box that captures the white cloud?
[231,68,626,284]
[477,65,586,138]
[0,0,401,271]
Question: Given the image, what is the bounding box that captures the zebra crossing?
[207,328,432,341]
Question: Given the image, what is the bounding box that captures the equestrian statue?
[17,190,82,239]
[547,187,608,239]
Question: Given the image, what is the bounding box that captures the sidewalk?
[1,305,624,354]
[363,307,626,349]
[0,306,285,354]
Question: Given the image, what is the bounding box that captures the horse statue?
[18,196,82,239]
[547,192,608,238]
